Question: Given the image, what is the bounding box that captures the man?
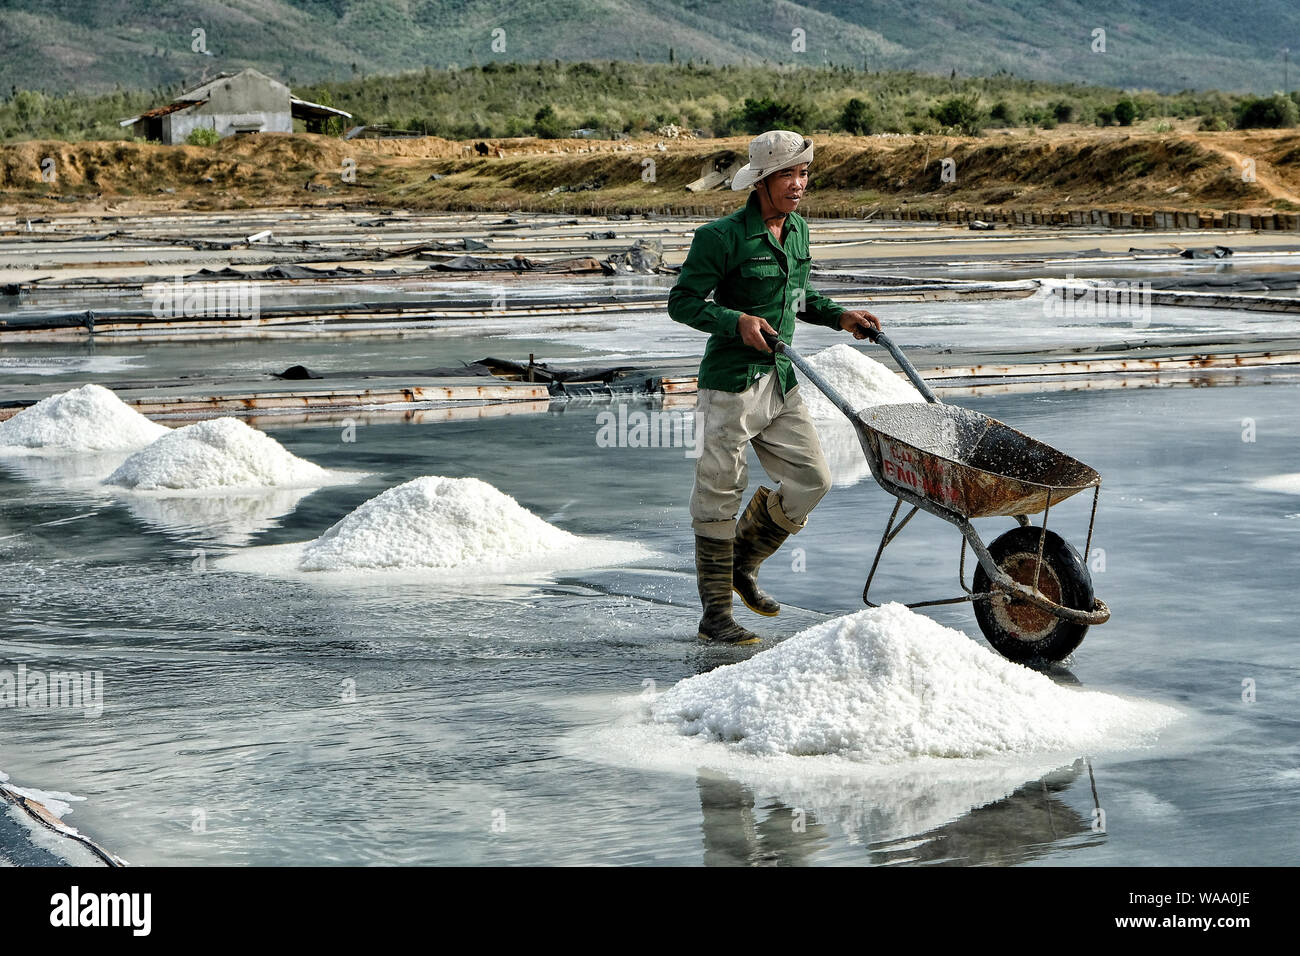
[667,130,882,645]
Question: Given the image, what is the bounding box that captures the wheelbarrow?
[770,330,1110,663]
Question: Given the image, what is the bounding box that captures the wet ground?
[0,316,1297,865]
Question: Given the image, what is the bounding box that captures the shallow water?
[1,291,1292,394]
[1,370,1297,865]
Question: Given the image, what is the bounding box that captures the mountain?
[0,0,1295,95]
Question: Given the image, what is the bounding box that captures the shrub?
[1114,98,1138,126]
[929,96,983,134]
[1236,94,1299,128]
[738,97,806,133]
[1052,101,1075,124]
[839,97,874,134]
[989,101,1017,126]
[737,97,809,134]
[533,105,565,138]
[186,127,220,146]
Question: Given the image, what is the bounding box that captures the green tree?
[533,104,565,138]
[1114,98,1138,126]
[1236,93,1299,128]
[989,101,1017,126]
[839,97,874,134]
[929,95,982,134]
[738,96,809,133]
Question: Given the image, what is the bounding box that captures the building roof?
[179,68,285,100]
[118,100,206,127]
[289,97,353,121]
[119,68,335,128]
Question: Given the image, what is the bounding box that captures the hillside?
[0,0,1296,96]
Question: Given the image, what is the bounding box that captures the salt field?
[1,277,1297,863]
[0,207,1298,867]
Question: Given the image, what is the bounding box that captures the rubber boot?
[694,535,761,645]
[732,486,792,617]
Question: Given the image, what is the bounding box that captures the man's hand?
[738,313,778,353]
[839,310,882,340]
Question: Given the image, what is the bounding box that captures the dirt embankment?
[2,127,1299,220]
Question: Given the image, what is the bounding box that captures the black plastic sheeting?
[423,255,534,271]
[1147,271,1299,293]
[187,264,400,281]
[274,365,324,380]
[282,356,643,391]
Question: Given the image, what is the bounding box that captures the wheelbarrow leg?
[863,497,920,607]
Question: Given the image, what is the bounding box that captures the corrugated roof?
[290,97,353,120]
[140,100,205,119]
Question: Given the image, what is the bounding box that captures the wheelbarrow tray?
[775,333,1110,640]
[854,402,1101,519]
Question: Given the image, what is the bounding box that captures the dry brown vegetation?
[2,126,1299,219]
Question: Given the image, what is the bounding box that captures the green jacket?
[667,189,847,393]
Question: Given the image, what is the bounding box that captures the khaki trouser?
[690,373,832,540]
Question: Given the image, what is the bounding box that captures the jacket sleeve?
[798,287,847,329]
[667,223,743,337]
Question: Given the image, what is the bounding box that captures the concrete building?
[121,68,351,144]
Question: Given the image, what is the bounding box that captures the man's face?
[761,163,809,214]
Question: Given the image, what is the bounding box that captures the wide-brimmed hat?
[731,130,814,190]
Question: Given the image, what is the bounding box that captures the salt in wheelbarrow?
[769,330,1110,663]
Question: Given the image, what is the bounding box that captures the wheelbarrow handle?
[869,331,941,404]
[761,329,940,406]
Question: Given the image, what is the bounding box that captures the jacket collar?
[742,188,802,244]
[743,189,767,239]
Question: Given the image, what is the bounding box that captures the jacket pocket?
[739,260,783,279]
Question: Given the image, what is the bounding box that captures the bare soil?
[2,121,1298,220]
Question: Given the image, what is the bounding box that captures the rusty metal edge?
[0,785,124,868]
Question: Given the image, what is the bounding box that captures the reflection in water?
[120,487,317,546]
[696,760,1101,866]
[0,453,315,547]
[864,760,1102,865]
[697,771,829,866]
[0,451,129,487]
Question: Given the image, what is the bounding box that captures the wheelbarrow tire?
[972,526,1093,664]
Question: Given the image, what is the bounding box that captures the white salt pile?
[294,475,648,574]
[300,476,574,570]
[1253,474,1300,495]
[653,603,1180,761]
[0,384,168,453]
[105,417,330,492]
[814,418,872,488]
[796,345,923,488]
[797,343,921,420]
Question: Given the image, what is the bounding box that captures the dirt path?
[1193,136,1300,206]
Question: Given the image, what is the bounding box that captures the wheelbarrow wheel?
[972,526,1094,663]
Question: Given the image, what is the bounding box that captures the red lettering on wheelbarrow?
[882,439,960,509]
